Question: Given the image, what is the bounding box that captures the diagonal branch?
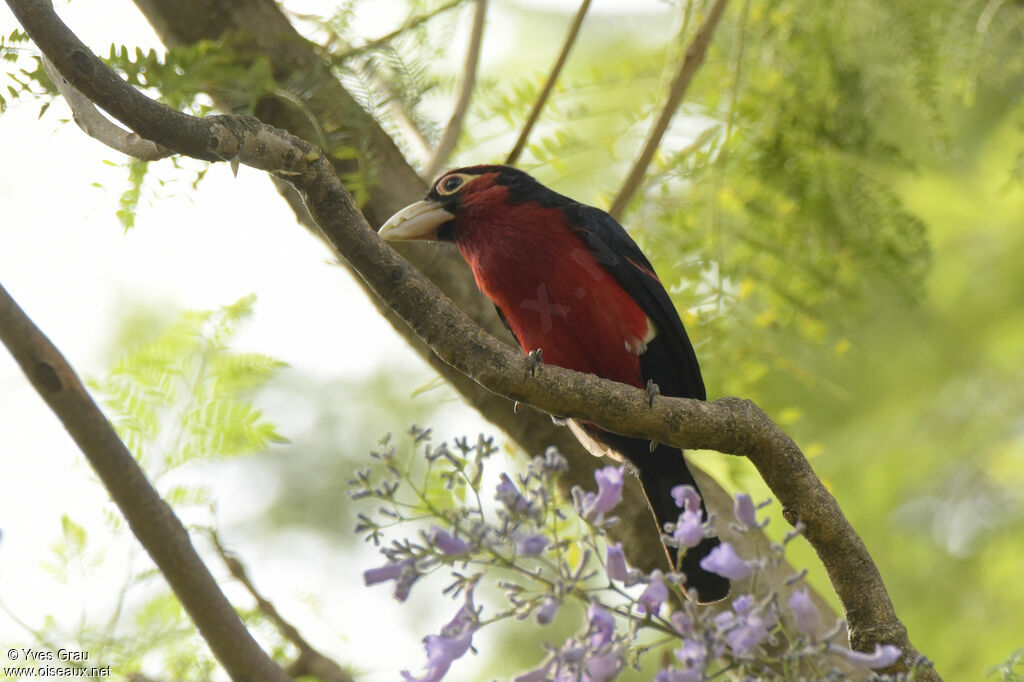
[422,0,488,179]
[208,531,355,682]
[0,280,292,682]
[4,0,937,677]
[505,0,592,165]
[608,0,729,220]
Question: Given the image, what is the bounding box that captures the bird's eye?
[437,173,469,195]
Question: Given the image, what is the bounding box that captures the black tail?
[636,443,730,603]
[596,430,730,603]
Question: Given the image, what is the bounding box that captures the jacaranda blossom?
[535,597,559,625]
[430,526,470,556]
[588,602,616,648]
[605,542,629,581]
[513,531,549,557]
[828,643,902,669]
[401,595,478,682]
[671,484,701,512]
[638,570,669,616]
[699,542,753,580]
[733,493,757,529]
[363,558,420,602]
[788,588,821,637]
[583,466,624,519]
[673,508,704,548]
[496,473,530,515]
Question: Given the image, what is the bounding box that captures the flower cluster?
[352,430,918,681]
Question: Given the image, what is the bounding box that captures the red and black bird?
[379,165,729,603]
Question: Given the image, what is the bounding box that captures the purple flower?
[538,446,568,473]
[638,570,669,616]
[401,597,477,682]
[535,597,559,625]
[606,542,629,581]
[699,542,753,580]
[513,531,549,557]
[655,669,700,682]
[431,526,470,556]
[788,588,821,637]
[585,645,625,682]
[363,558,420,602]
[671,485,700,511]
[363,560,405,586]
[588,603,616,648]
[731,594,754,614]
[828,643,902,669]
[674,637,706,667]
[733,493,757,528]
[669,611,694,636]
[724,612,775,656]
[673,509,704,548]
[583,466,624,519]
[496,473,530,515]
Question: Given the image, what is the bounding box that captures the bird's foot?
[527,348,544,377]
[646,379,660,408]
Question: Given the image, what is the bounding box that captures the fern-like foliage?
[89,294,287,479]
[0,28,54,115]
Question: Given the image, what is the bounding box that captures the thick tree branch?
[608,0,729,220]
[0,281,292,682]
[421,0,487,179]
[505,0,592,166]
[4,0,937,676]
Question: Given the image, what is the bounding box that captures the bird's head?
[378,165,560,243]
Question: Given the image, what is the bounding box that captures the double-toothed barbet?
[379,165,729,602]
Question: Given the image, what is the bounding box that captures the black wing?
[560,204,706,401]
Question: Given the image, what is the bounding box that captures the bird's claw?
[528,348,544,377]
[646,379,660,408]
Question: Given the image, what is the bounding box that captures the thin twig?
[608,0,730,220]
[505,0,592,165]
[422,0,488,179]
[0,282,291,682]
[207,530,355,682]
[329,0,468,63]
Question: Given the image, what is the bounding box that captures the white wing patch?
[624,316,658,355]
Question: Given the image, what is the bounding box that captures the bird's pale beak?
[378,200,454,241]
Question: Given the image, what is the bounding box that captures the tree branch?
[41,57,173,160]
[4,0,937,676]
[608,0,729,220]
[208,531,355,682]
[421,0,487,179]
[505,0,592,166]
[0,280,292,682]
